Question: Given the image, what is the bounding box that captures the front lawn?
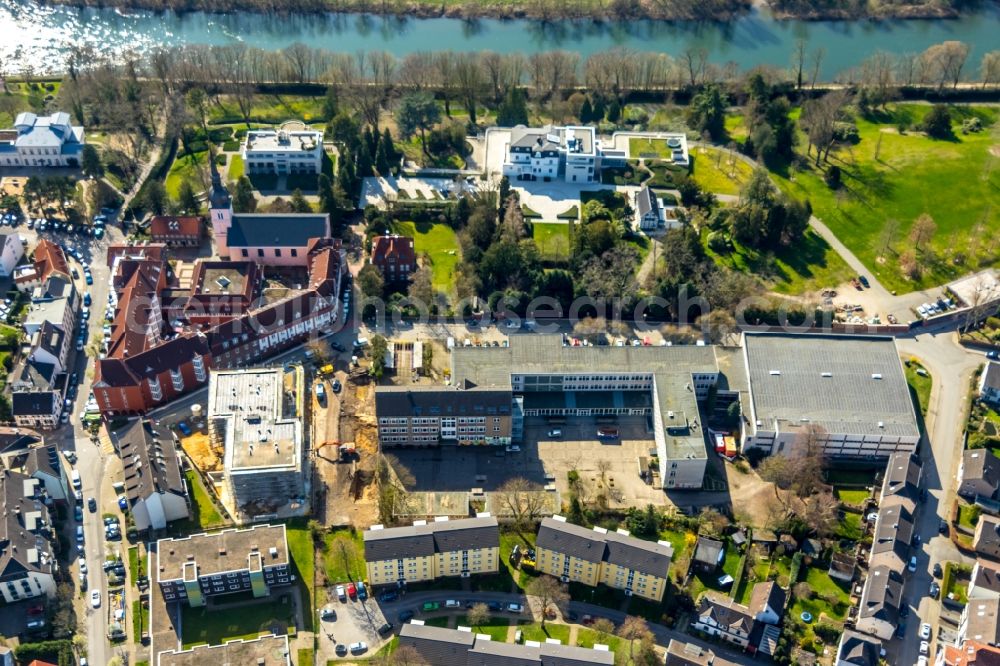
[772,104,1000,293]
[468,617,511,642]
[165,151,209,200]
[957,502,981,531]
[690,146,753,196]
[181,595,296,648]
[574,627,623,652]
[228,154,245,181]
[532,222,571,263]
[520,622,570,645]
[391,221,461,297]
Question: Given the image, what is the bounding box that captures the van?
[71,469,81,490]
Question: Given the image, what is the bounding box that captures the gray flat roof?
[157,634,290,666]
[742,333,919,438]
[156,524,288,582]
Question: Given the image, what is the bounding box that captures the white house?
[749,581,786,625]
[0,233,24,278]
[111,419,189,531]
[241,126,324,175]
[692,594,755,648]
[0,112,85,168]
[503,125,604,184]
[980,362,1000,405]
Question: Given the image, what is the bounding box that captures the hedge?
[15,639,74,665]
[222,140,240,152]
[788,551,805,587]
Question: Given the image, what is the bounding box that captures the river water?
[1,0,998,78]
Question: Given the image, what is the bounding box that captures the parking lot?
[316,585,392,661]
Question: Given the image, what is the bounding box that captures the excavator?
[315,440,356,462]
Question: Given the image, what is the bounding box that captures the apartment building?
[0,469,57,603]
[111,419,189,531]
[364,516,499,586]
[741,332,920,461]
[375,335,730,490]
[209,368,305,518]
[241,127,323,175]
[534,515,672,602]
[155,524,292,607]
[370,234,417,282]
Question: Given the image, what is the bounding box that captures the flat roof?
[244,128,322,154]
[742,332,919,438]
[157,634,290,666]
[210,368,302,473]
[195,263,252,298]
[948,269,1000,308]
[156,524,288,582]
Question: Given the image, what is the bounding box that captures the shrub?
[223,139,240,152]
[824,165,842,189]
[832,121,859,143]
[962,117,983,134]
[922,104,953,139]
[215,154,227,166]
[208,126,233,142]
[793,581,813,600]
[707,231,730,253]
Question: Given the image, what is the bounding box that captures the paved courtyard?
[360,175,479,209]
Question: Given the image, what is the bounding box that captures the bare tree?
[982,51,1000,89]
[921,41,971,90]
[877,218,900,261]
[467,602,491,628]
[526,575,569,626]
[909,213,937,252]
[616,615,655,666]
[408,266,435,309]
[496,477,547,531]
[808,46,826,90]
[791,38,807,90]
[592,617,616,644]
[375,644,427,666]
[697,310,737,345]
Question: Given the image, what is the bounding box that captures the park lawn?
[532,222,571,262]
[791,566,851,623]
[208,94,328,124]
[703,226,854,295]
[391,220,461,296]
[520,622,570,645]
[0,81,60,126]
[228,154,245,181]
[181,596,296,648]
[321,528,366,583]
[905,361,933,418]
[690,146,753,196]
[165,151,208,199]
[834,487,871,505]
[179,470,226,531]
[772,104,1000,294]
[399,135,466,170]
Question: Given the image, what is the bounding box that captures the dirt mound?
[180,432,223,472]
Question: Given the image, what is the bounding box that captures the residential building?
[111,419,189,531]
[741,332,920,460]
[692,594,756,648]
[534,515,672,602]
[960,450,1000,501]
[364,515,499,586]
[503,125,601,183]
[960,598,1000,647]
[241,127,323,175]
[0,112,84,167]
[0,469,57,603]
[184,260,263,326]
[975,516,1000,562]
[93,238,344,415]
[155,524,292,607]
[375,335,731,490]
[398,621,615,666]
[748,580,786,625]
[13,239,70,292]
[881,451,922,507]
[209,367,305,518]
[0,233,24,277]
[829,551,856,583]
[370,234,416,282]
[939,639,1000,666]
[634,186,661,231]
[855,564,905,640]
[28,321,70,373]
[11,393,61,430]
[692,537,725,573]
[157,634,290,666]
[23,276,77,338]
[980,363,1000,405]
[969,561,1000,602]
[0,430,43,465]
[836,629,883,666]
[150,216,202,246]
[870,502,914,571]
[209,164,329,264]
[7,443,68,503]
[665,639,738,666]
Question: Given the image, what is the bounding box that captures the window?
[242,249,249,257]
[257,249,265,257]
[275,249,282,257]
[291,249,297,257]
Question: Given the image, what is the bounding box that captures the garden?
[532,222,571,263]
[391,220,462,297]
[967,402,1000,456]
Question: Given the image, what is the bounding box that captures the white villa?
[503,125,627,184]
[241,126,324,175]
[0,112,85,167]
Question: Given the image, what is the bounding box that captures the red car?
[28,605,44,616]
[347,583,357,600]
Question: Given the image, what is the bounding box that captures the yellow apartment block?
[364,515,499,586]
[535,515,672,602]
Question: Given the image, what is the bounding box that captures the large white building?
[503,125,625,184]
[241,126,323,175]
[0,112,85,168]
[740,332,920,461]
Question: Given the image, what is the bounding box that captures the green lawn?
[574,627,622,652]
[690,146,754,196]
[391,221,461,297]
[834,487,871,505]
[834,511,864,541]
[772,104,1000,293]
[703,226,854,294]
[957,502,981,530]
[0,81,59,126]
[943,562,971,605]
[520,622,570,645]
[724,114,749,142]
[905,360,933,418]
[228,154,245,181]
[165,151,209,199]
[178,470,226,531]
[532,223,571,262]
[181,596,296,648]
[468,618,511,642]
[423,615,452,628]
[629,137,677,159]
[285,519,315,632]
[658,527,693,561]
[321,528,365,584]
[207,95,328,124]
[790,566,851,624]
[500,530,537,591]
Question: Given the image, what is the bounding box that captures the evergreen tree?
[374,141,390,176]
[177,180,199,214]
[81,144,103,176]
[322,85,339,121]
[579,97,594,124]
[606,99,621,123]
[592,96,606,122]
[318,174,335,213]
[496,88,528,127]
[362,125,376,157]
[381,128,396,163]
[232,176,257,213]
[357,142,374,178]
[290,188,312,213]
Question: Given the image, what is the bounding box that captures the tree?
[921,40,970,89]
[496,88,528,127]
[328,532,361,581]
[579,245,641,303]
[232,175,257,213]
[909,213,937,252]
[616,615,655,666]
[982,51,1000,88]
[290,188,312,213]
[408,266,435,308]
[921,104,953,139]
[305,338,332,365]
[526,575,569,626]
[686,84,727,141]
[177,179,199,214]
[369,334,389,380]
[579,96,594,123]
[592,618,616,645]
[397,93,441,157]
[186,87,209,132]
[81,143,103,176]
[496,476,547,531]
[374,645,427,666]
[697,310,737,345]
[358,264,385,298]
[573,317,609,345]
[606,99,621,123]
[467,602,491,628]
[142,179,168,216]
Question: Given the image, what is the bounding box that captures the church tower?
[209,156,233,257]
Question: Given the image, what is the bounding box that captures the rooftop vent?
[821,372,832,378]
[872,373,883,380]
[769,370,781,376]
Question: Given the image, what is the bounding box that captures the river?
[1,0,998,79]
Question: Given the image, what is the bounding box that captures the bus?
[596,427,619,441]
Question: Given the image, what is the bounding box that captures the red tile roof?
[16,238,69,284]
[371,234,416,274]
[150,215,202,238]
[944,641,1000,666]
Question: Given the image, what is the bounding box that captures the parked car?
[379,591,398,603]
[347,582,357,600]
[858,275,870,288]
[336,584,346,602]
[349,642,368,655]
[74,506,83,521]
[356,581,367,601]
[908,556,918,572]
[445,599,461,608]
[335,645,347,657]
[487,601,503,612]
[930,582,941,598]
[332,379,342,393]
[933,563,943,578]
[377,622,393,636]
[422,602,440,612]
[88,497,97,512]
[506,603,524,613]
[90,589,101,608]
[920,641,929,655]
[547,429,562,438]
[320,606,336,621]
[920,622,931,640]
[988,350,1000,360]
[176,422,192,436]
[398,610,415,623]
[330,341,346,352]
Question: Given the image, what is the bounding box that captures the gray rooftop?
[858,564,904,623]
[156,524,288,582]
[881,451,921,507]
[364,516,499,562]
[964,598,1000,644]
[112,419,185,505]
[227,213,329,248]
[508,125,595,156]
[157,634,290,666]
[535,516,672,578]
[836,630,882,666]
[983,362,1000,392]
[743,333,919,438]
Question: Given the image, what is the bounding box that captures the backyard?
[175,471,227,532]
[391,220,462,297]
[181,595,296,648]
[532,222,571,263]
[772,104,1000,293]
[206,94,328,125]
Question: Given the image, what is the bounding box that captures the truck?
[106,588,126,640]
[596,427,619,441]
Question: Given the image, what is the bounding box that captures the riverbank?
[37,0,967,22]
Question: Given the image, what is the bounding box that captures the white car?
[919,641,929,655]
[349,642,368,655]
[90,589,101,608]
[78,557,87,574]
[506,445,521,453]
[336,584,346,602]
[920,622,931,640]
[506,603,524,613]
[445,599,461,608]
